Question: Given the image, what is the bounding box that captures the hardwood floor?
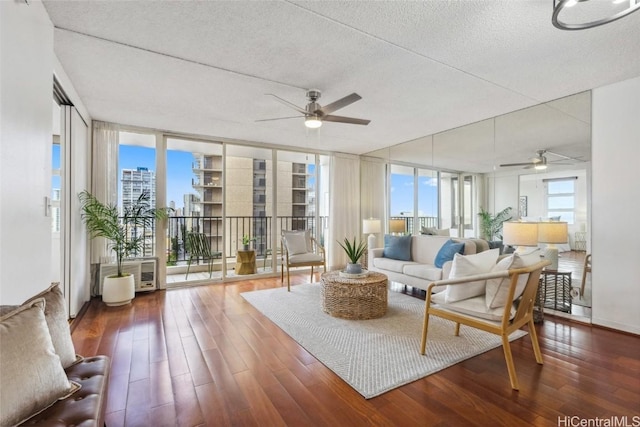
[71,273,638,427]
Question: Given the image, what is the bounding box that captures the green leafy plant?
[478,207,512,241]
[337,237,367,264]
[79,190,171,277]
[242,234,255,245]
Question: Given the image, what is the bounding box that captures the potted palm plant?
[478,207,512,252]
[79,190,170,306]
[337,237,367,274]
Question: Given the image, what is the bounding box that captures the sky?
[118,145,437,216]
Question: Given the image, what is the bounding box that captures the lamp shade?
[389,219,406,234]
[363,218,381,234]
[538,222,568,244]
[502,222,539,247]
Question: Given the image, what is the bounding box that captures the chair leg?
[208,259,212,278]
[310,266,314,282]
[528,319,544,365]
[286,266,291,292]
[420,306,430,355]
[186,258,192,279]
[281,262,284,282]
[501,334,519,390]
[454,322,461,336]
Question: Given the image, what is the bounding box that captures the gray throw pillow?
[0,299,77,426]
[23,283,78,368]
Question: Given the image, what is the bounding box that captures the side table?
[320,271,388,320]
[540,270,572,314]
[236,250,257,275]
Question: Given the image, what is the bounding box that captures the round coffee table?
[320,271,388,320]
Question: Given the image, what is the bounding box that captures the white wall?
[591,76,640,335]
[0,1,54,303]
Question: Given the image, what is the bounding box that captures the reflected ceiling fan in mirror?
[257,90,370,128]
[500,149,581,170]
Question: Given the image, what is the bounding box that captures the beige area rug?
[241,284,526,399]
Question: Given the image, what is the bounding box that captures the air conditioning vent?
[99,259,157,294]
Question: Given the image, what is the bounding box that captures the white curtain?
[328,154,361,270]
[360,157,386,248]
[90,121,119,264]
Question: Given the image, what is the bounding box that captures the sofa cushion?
[383,234,412,261]
[0,299,78,426]
[444,249,500,303]
[434,239,465,268]
[373,256,414,273]
[402,263,443,281]
[432,293,515,322]
[486,250,541,309]
[23,283,78,369]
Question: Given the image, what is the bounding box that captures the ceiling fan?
[500,149,580,170]
[257,90,370,128]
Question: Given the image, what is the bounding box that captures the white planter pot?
[102,274,135,306]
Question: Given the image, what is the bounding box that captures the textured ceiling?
[43,1,640,171]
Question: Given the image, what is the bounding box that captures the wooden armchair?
[421,259,550,390]
[281,230,326,291]
[185,232,222,279]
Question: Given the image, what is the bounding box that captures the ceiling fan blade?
[255,115,304,122]
[319,93,362,115]
[545,150,585,162]
[265,94,307,114]
[322,114,370,125]
[500,162,534,167]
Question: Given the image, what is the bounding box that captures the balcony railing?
[389,216,438,235]
[127,215,438,267]
[166,215,329,265]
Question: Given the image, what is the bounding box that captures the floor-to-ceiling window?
[389,164,414,234]
[118,131,157,257]
[417,168,439,231]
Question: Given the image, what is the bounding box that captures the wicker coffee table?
[320,271,388,320]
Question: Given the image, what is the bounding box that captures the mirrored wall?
[365,91,592,320]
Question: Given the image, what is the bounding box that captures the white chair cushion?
[288,253,323,264]
[432,293,515,322]
[284,232,308,255]
[485,249,541,309]
[444,249,499,303]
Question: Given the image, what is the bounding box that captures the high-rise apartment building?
[120,167,156,255]
[121,167,156,210]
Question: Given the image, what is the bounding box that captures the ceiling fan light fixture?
[552,0,640,30]
[534,163,548,170]
[305,115,322,129]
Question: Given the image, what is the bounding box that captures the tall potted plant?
[478,207,512,251]
[337,237,367,274]
[79,190,170,306]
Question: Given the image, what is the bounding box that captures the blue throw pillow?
[434,239,465,268]
[383,235,412,261]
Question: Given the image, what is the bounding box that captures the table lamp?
[538,221,568,270]
[363,218,381,251]
[502,221,539,254]
[389,219,406,235]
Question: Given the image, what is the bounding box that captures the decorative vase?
[345,263,363,274]
[102,274,135,306]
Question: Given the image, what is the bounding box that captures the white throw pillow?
[444,249,499,303]
[284,233,308,255]
[485,249,541,309]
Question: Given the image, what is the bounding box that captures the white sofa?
[368,235,489,292]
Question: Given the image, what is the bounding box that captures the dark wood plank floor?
[71,272,638,427]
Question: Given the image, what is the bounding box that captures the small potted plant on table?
[241,234,255,251]
[338,237,367,275]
